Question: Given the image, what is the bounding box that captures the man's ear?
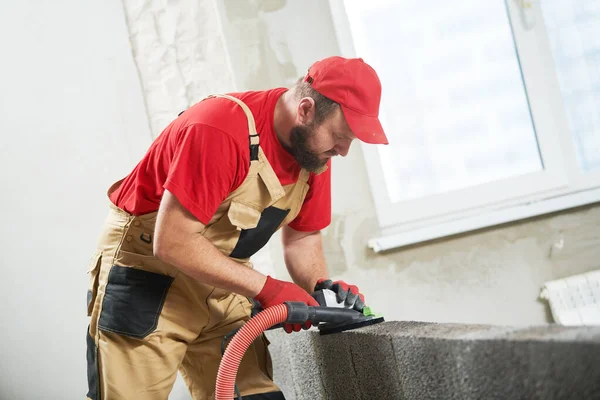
[297,97,316,125]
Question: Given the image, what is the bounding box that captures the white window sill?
[368,187,600,253]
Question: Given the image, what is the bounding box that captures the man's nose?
[334,141,352,157]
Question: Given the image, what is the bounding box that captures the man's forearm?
[283,230,329,293]
[154,191,267,298]
[155,231,267,297]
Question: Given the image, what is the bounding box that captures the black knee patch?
[98,265,173,339]
[86,327,99,400]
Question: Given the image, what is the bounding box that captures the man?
[85,56,388,400]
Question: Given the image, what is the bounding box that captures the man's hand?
[254,276,319,333]
[314,279,365,312]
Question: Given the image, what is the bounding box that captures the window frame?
[328,0,600,252]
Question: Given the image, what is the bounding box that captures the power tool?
[311,288,385,335]
[247,287,384,335]
[216,288,385,399]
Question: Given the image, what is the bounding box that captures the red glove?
[255,276,319,333]
[314,279,365,311]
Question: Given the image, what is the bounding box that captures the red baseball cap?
[303,56,388,145]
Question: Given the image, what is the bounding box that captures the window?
[329,0,600,251]
[541,0,600,172]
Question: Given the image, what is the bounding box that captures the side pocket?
[87,252,102,317]
[98,265,174,339]
[228,201,262,230]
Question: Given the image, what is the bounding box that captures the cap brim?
[341,105,388,145]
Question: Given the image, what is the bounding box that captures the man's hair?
[294,79,339,125]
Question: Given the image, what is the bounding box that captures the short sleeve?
[288,161,332,232]
[164,124,248,224]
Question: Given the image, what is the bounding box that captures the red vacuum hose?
[215,304,288,400]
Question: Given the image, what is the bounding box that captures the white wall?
[0,1,151,398]
[216,0,341,91]
[121,0,236,137]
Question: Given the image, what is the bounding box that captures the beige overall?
[86,95,316,400]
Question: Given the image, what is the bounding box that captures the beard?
[288,124,328,172]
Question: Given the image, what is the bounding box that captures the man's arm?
[281,225,329,293]
[154,190,267,297]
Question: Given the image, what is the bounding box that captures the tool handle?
[285,302,362,324]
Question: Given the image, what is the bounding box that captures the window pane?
[541,0,600,173]
[343,0,542,203]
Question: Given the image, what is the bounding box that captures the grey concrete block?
[286,333,326,400]
[267,330,297,400]
[341,325,404,399]
[267,330,326,400]
[267,321,600,400]
[317,332,363,399]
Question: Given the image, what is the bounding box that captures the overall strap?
[206,94,260,161]
[298,168,311,184]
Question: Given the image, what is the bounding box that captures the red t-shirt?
[109,88,331,232]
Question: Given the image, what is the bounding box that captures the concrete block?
[267,330,326,400]
[267,321,600,400]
